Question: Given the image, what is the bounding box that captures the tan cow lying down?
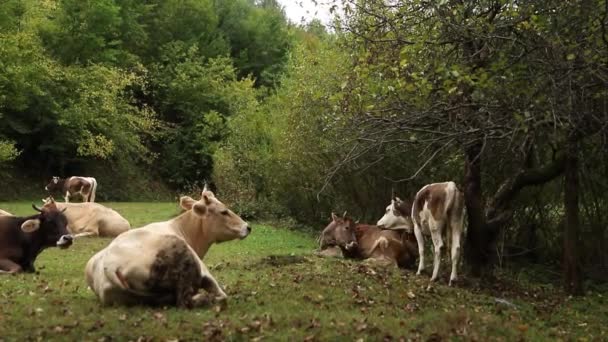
[42,198,130,238]
[318,212,418,268]
[85,188,251,308]
[0,209,12,216]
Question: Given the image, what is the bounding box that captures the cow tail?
[89,178,98,202]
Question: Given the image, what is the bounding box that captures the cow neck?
[171,211,213,257]
[19,219,47,264]
[354,226,366,241]
[57,178,68,192]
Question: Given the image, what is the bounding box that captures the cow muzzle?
[240,225,252,239]
[57,234,73,249]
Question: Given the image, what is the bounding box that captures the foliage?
[0,0,293,194]
[0,139,19,163]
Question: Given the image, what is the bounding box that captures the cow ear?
[179,196,196,211]
[331,212,338,221]
[21,219,41,233]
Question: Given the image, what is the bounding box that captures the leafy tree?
[215,0,292,87]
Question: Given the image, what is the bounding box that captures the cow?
[377,182,465,285]
[85,186,251,308]
[377,196,414,232]
[42,198,130,238]
[0,199,73,274]
[45,176,98,203]
[318,212,418,268]
[0,209,12,216]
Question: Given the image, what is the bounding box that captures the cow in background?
[42,197,130,238]
[45,176,98,203]
[0,200,73,274]
[378,182,465,285]
[319,212,418,268]
[85,185,251,308]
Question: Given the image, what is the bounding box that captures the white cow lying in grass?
[43,197,130,238]
[85,187,251,308]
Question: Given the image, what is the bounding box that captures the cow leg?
[195,262,227,300]
[65,191,70,203]
[73,232,96,238]
[430,220,445,282]
[191,273,227,308]
[0,259,23,274]
[449,226,462,286]
[364,255,397,268]
[414,221,425,275]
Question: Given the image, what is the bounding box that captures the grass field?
[0,202,606,341]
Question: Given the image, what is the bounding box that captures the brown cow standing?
[0,199,73,274]
[45,176,98,203]
[319,212,418,268]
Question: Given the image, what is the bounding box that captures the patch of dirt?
[259,255,311,267]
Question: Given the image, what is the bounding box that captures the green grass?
[1,202,607,341]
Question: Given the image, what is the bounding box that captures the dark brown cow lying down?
[0,200,73,274]
[318,212,418,268]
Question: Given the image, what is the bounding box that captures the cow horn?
[203,182,209,192]
[342,211,347,219]
[32,204,43,212]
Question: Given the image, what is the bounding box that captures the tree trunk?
[463,142,491,276]
[563,139,583,295]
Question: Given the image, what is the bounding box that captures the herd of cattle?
[0,175,464,307]
[318,181,465,286]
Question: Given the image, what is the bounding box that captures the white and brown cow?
[45,176,98,203]
[377,182,465,285]
[42,198,130,238]
[85,186,251,308]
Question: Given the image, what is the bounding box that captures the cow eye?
[220,210,229,216]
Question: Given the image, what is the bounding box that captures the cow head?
[45,176,62,192]
[25,198,72,249]
[376,197,413,231]
[179,186,250,243]
[319,212,357,250]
